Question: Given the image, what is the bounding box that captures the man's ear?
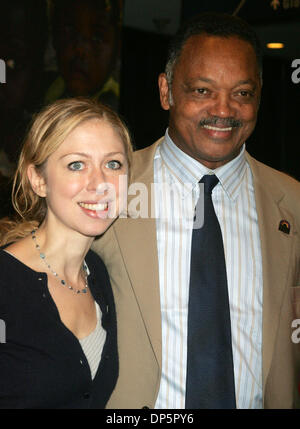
[158,73,171,111]
[27,164,47,197]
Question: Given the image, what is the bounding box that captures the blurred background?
[0,0,299,217]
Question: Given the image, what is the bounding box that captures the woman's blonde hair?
[0,97,132,245]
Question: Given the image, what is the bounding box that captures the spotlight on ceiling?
[267,43,285,49]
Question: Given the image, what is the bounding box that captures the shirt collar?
[159,129,247,202]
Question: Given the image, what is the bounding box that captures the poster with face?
[0,0,123,218]
[48,0,122,109]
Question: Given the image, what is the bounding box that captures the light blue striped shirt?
[154,130,263,409]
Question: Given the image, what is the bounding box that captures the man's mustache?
[199,116,243,128]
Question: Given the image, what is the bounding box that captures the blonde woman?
[0,98,132,408]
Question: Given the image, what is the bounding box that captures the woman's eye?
[106,160,122,170]
[68,161,84,171]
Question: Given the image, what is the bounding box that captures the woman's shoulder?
[0,248,37,305]
[0,248,38,280]
[0,235,38,271]
[0,247,22,270]
[0,234,44,287]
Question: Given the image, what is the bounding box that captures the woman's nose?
[86,168,107,193]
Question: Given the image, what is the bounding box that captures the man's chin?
[193,145,242,169]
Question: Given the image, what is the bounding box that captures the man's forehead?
[170,33,261,89]
[176,34,260,75]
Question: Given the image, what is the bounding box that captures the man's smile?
[203,125,233,132]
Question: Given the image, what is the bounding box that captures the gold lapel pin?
[279,220,290,234]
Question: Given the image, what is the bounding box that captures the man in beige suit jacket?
[93,13,300,408]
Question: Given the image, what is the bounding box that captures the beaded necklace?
[31,229,88,294]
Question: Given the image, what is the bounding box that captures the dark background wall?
[121,0,300,181]
[0,0,299,220]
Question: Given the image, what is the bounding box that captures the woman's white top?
[79,302,106,380]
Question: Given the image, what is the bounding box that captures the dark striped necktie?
[185,174,236,409]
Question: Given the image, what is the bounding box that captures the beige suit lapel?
[113,140,163,367]
[246,153,297,397]
[113,142,297,392]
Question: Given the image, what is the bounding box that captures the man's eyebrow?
[187,77,215,84]
[186,77,258,87]
[234,79,258,87]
